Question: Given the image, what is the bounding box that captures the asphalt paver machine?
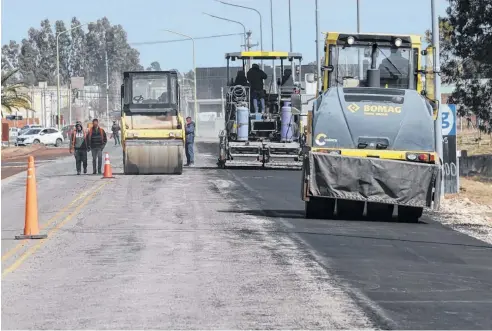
[217,51,306,168]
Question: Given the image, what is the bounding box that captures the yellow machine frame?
[307,32,439,163]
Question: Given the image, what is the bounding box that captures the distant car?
[18,124,42,136]
[16,127,64,147]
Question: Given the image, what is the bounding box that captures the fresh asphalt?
[197,141,492,330]
[1,140,491,329]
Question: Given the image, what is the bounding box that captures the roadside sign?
[441,104,456,136]
[441,104,458,194]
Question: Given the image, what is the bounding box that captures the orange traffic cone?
[15,156,48,240]
[102,152,115,178]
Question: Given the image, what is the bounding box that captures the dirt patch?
[428,177,492,245]
[458,129,492,156]
[1,147,70,179]
[1,145,45,159]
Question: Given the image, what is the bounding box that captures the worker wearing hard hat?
[69,121,88,175]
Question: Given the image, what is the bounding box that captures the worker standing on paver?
[69,121,88,175]
[86,118,108,175]
[185,116,195,167]
[111,120,121,146]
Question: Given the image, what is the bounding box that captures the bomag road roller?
[120,70,185,175]
[301,32,442,222]
[218,51,306,169]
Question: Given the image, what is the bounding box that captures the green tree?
[55,20,72,85]
[1,69,32,118]
[425,1,492,132]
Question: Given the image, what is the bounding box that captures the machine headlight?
[169,132,175,137]
[394,38,402,47]
[347,36,355,45]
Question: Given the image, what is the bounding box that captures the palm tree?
[1,69,32,118]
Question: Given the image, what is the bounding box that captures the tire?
[398,206,423,223]
[55,138,62,147]
[33,139,40,145]
[305,197,335,219]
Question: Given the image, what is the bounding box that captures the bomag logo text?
[347,103,360,113]
[363,105,402,116]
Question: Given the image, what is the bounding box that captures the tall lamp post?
[215,0,264,70]
[431,0,444,198]
[161,29,198,136]
[203,13,247,51]
[57,22,90,130]
[270,0,277,93]
[315,0,321,92]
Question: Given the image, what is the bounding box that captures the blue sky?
[2,0,448,72]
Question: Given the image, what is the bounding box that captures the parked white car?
[16,127,64,147]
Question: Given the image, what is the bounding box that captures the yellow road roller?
[120,70,185,175]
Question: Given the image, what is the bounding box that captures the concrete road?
[2,143,371,329]
[2,141,492,329]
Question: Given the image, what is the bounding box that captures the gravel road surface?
[1,143,372,329]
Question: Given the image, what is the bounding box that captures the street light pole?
[56,23,89,130]
[270,0,277,93]
[288,0,295,83]
[357,0,363,79]
[203,13,248,51]
[215,0,264,70]
[431,0,444,198]
[105,50,109,130]
[161,29,198,136]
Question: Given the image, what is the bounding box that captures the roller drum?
[124,139,184,175]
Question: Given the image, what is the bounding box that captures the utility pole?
[243,30,259,71]
[431,0,444,198]
[315,0,321,92]
[105,50,110,130]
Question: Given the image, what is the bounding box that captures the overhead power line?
[130,33,244,46]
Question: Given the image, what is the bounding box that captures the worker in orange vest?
[69,121,88,175]
[86,118,108,174]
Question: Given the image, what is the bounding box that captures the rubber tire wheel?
[55,138,62,147]
[33,139,40,145]
[398,206,423,223]
[305,198,335,219]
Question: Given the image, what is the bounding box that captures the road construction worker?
[234,70,249,86]
[185,116,195,166]
[111,120,121,146]
[86,118,108,174]
[247,63,267,113]
[69,121,88,175]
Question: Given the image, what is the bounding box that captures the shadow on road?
[217,209,492,249]
[218,208,430,224]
